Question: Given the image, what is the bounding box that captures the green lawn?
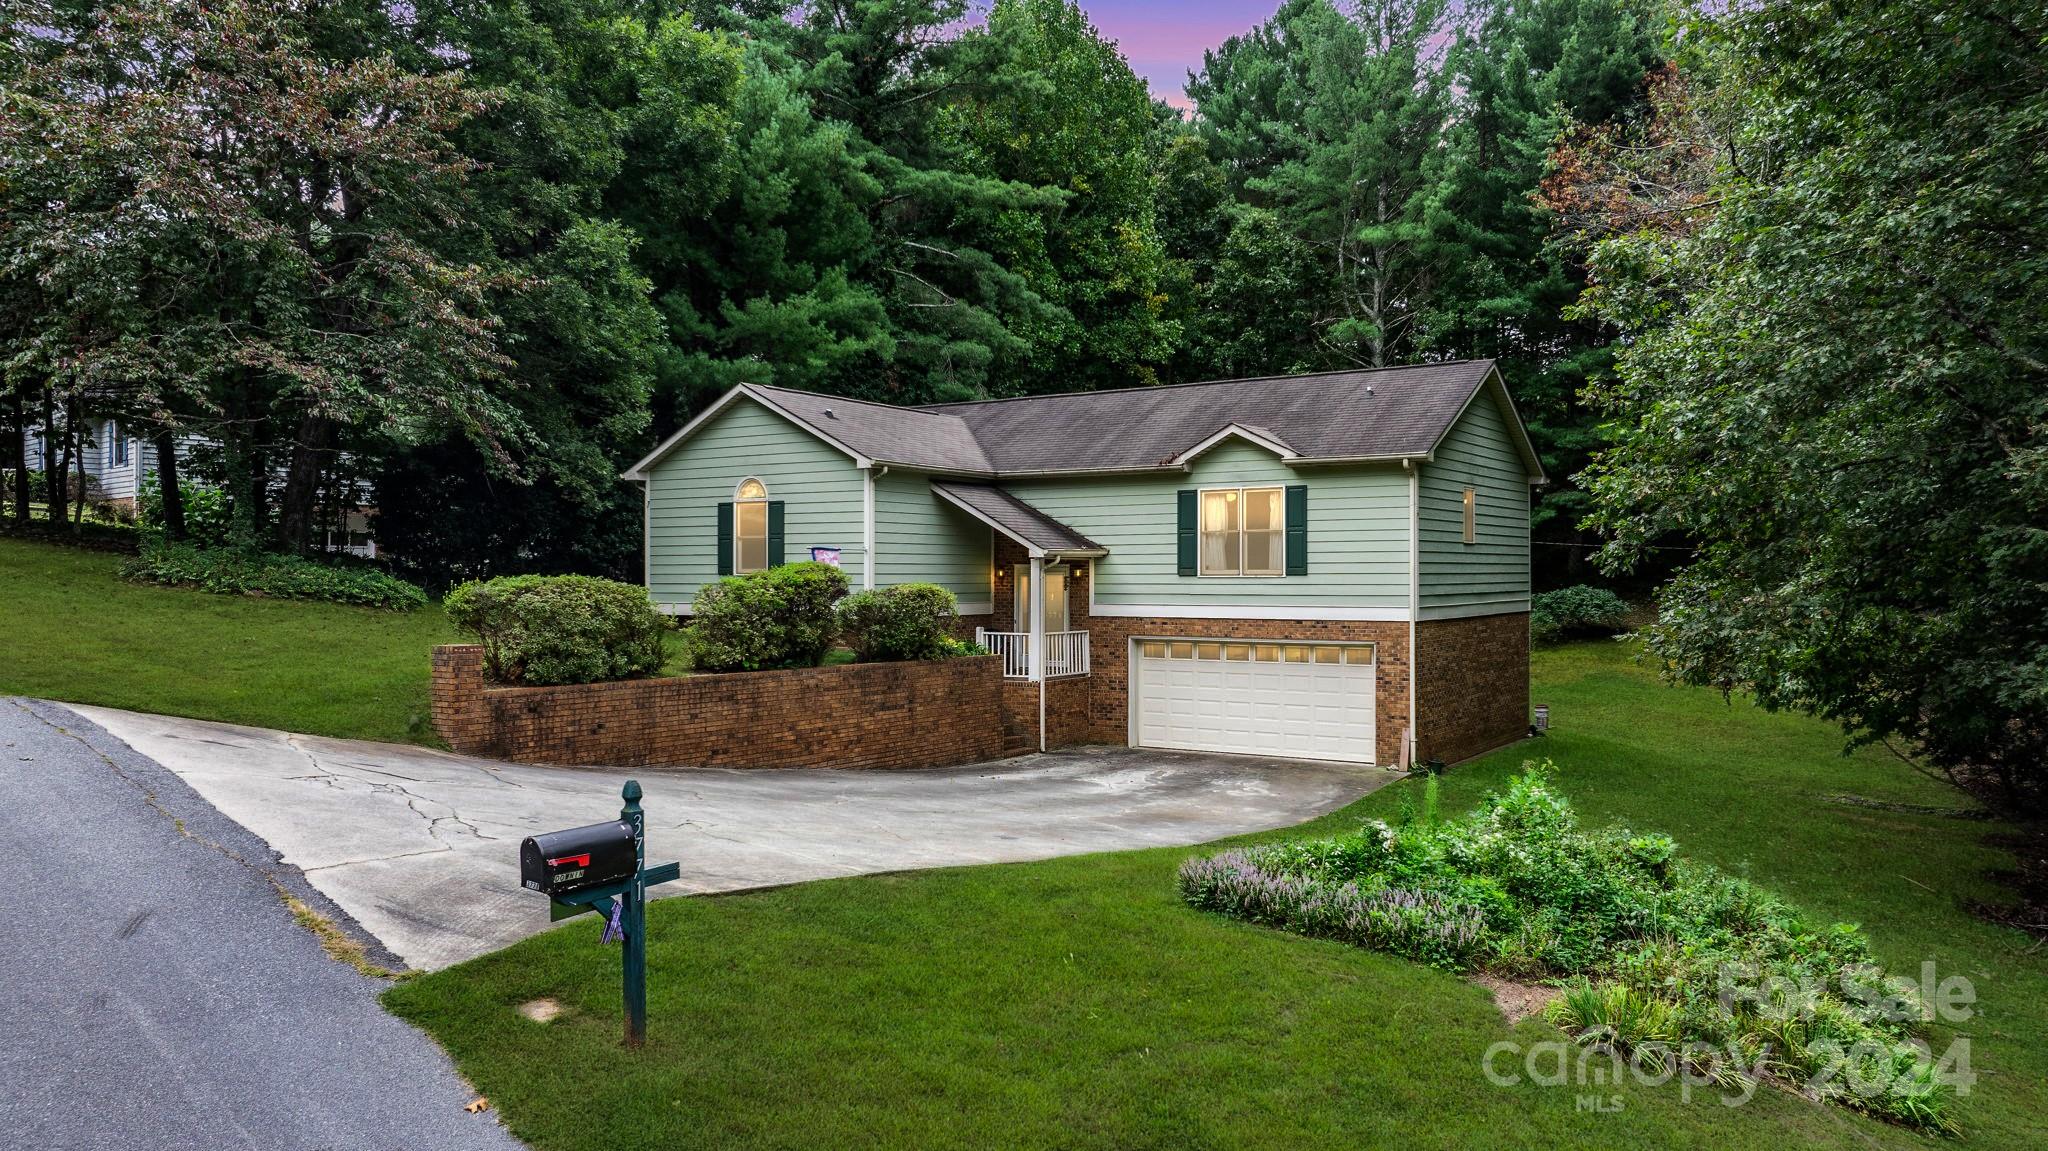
[1,535,460,743]
[384,642,2047,1150]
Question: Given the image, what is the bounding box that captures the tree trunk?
[38,388,63,527]
[51,400,74,530]
[6,387,26,525]
[276,411,333,554]
[153,429,186,540]
[72,404,88,525]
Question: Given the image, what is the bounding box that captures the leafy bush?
[835,583,963,662]
[1178,764,1958,1131]
[1529,584,1630,644]
[137,475,234,547]
[122,540,427,610]
[443,574,667,686]
[685,561,848,673]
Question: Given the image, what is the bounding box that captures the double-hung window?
[734,478,769,573]
[1200,486,1284,576]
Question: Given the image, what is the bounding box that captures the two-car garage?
[1131,639,1378,765]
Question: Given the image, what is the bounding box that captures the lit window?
[1200,486,1284,576]
[1462,487,1477,544]
[734,478,769,573]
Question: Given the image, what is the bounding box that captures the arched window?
[734,478,769,572]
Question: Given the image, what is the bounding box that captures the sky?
[1067,1,1285,110]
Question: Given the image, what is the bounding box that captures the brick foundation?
[1415,613,1531,765]
[431,645,1009,770]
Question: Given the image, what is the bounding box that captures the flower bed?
[1178,764,1960,1132]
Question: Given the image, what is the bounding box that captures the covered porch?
[932,481,1104,682]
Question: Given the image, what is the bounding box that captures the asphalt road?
[0,698,524,1151]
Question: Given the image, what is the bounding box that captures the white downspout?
[1029,553,1046,752]
[1407,460,1421,767]
[862,467,879,590]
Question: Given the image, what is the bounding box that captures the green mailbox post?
[519,780,680,1046]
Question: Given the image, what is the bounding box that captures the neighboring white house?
[16,423,379,557]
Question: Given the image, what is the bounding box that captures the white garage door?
[1133,639,1377,764]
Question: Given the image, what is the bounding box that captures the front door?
[1012,564,1069,633]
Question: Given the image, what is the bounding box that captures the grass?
[384,641,2047,1150]
[0,534,852,743]
[0,535,460,743]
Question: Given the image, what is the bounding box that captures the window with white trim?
[1200,486,1284,576]
[1461,487,1477,544]
[734,478,769,572]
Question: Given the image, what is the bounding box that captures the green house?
[624,362,1544,767]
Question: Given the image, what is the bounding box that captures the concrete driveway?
[69,703,1393,970]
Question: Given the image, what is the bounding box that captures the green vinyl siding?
[1418,384,1532,616]
[1006,440,1412,611]
[874,470,993,607]
[644,398,865,610]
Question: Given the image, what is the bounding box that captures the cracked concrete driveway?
[68,703,1393,970]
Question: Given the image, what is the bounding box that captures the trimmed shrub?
[444,574,667,685]
[1530,584,1630,644]
[685,561,848,673]
[122,540,427,610]
[835,583,961,662]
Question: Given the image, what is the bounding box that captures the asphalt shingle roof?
[926,361,1502,473]
[930,482,1104,555]
[743,360,1512,477]
[641,360,1538,485]
[747,384,994,475]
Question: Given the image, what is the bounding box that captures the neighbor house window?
[1461,487,1477,544]
[1200,486,1284,576]
[734,478,769,572]
[107,422,127,466]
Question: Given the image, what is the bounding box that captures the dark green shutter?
[1176,489,1198,576]
[1285,484,1308,576]
[767,500,785,567]
[716,502,734,575]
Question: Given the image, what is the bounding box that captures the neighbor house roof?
[623,360,1544,483]
[930,481,1105,558]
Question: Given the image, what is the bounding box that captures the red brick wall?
[431,645,1009,770]
[997,676,1093,753]
[1415,613,1530,765]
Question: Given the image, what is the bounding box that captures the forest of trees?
[5,0,2043,802]
[0,0,1665,582]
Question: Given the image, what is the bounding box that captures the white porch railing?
[975,629,1090,679]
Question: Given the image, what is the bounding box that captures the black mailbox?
[521,820,637,896]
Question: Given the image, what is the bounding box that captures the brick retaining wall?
[431,645,1008,770]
